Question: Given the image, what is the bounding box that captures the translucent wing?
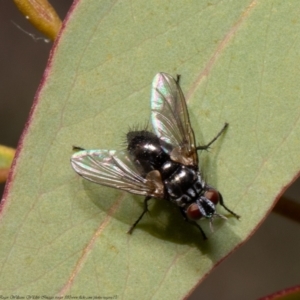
[71,149,164,198]
[151,72,198,166]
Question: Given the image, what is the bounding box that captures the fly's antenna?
[215,213,228,221]
[209,217,214,233]
[209,213,228,232]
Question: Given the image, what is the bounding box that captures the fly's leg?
[192,221,207,240]
[179,208,207,240]
[127,196,152,234]
[219,195,240,219]
[175,74,228,151]
[72,146,85,151]
[196,123,228,151]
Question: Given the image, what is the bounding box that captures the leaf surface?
[1,0,300,298]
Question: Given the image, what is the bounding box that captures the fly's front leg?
[196,123,228,151]
[179,208,207,240]
[219,195,240,219]
[191,221,207,240]
[127,196,152,234]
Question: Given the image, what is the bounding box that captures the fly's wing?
[71,149,164,198]
[151,72,198,166]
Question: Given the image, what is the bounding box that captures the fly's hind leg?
[127,196,152,234]
[174,73,228,152]
[196,123,228,151]
[72,146,85,151]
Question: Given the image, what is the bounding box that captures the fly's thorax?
[166,169,202,204]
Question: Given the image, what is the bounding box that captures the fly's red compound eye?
[204,189,220,205]
[186,203,202,220]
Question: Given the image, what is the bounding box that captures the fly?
[71,72,239,239]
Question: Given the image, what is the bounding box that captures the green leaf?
[1,0,300,298]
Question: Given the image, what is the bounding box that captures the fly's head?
[186,187,227,232]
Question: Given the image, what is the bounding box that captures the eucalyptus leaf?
[1,0,299,298]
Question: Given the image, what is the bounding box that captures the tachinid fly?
[71,72,239,239]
